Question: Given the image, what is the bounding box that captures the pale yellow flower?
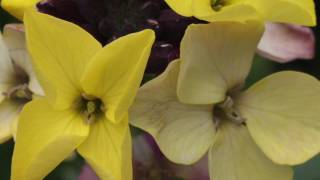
[130,20,320,180]
[0,24,43,143]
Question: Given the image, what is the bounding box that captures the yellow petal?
[130,61,215,164]
[236,71,320,165]
[81,30,155,124]
[195,3,261,23]
[247,0,316,26]
[209,123,293,180]
[0,100,22,143]
[1,0,40,20]
[177,21,264,104]
[164,0,259,22]
[11,98,89,180]
[164,0,195,17]
[3,23,44,96]
[77,116,132,180]
[24,10,102,110]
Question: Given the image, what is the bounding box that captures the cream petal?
[130,61,215,164]
[209,123,293,180]
[0,32,15,103]
[0,100,22,143]
[177,21,264,104]
[237,71,320,165]
[3,23,44,96]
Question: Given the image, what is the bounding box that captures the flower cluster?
[0,0,319,180]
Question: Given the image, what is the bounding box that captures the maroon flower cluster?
[37,0,202,73]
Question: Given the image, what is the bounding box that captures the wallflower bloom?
[1,0,41,20]
[0,24,43,143]
[165,0,316,26]
[12,10,155,180]
[164,0,316,62]
[130,21,320,180]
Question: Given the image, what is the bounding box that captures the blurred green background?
[1,1,320,180]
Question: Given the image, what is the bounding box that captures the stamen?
[211,0,225,11]
[79,94,104,125]
[213,96,246,129]
[3,84,32,101]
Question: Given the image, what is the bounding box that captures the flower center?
[213,96,245,130]
[2,62,32,103]
[211,0,226,11]
[78,94,105,124]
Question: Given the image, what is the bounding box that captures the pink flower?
[258,23,315,63]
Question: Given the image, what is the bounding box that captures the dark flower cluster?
[37,0,202,73]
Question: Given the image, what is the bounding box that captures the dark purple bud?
[98,17,116,41]
[140,19,162,38]
[37,0,85,23]
[146,42,179,73]
[158,9,197,43]
[140,1,162,18]
[72,0,106,24]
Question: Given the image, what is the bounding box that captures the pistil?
[213,96,245,130]
[80,94,105,124]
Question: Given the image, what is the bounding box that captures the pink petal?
[257,23,315,63]
[170,155,209,180]
[78,164,99,180]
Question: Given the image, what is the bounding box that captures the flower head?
[0,24,43,143]
[12,10,155,179]
[130,20,320,180]
[165,0,316,26]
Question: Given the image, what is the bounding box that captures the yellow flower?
[11,10,155,180]
[130,20,320,180]
[1,0,40,20]
[0,24,43,143]
[164,0,316,26]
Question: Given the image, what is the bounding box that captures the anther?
[211,0,224,11]
[80,94,104,125]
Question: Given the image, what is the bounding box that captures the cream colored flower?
[130,20,320,180]
[0,24,43,143]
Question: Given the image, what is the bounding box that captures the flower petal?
[3,24,44,96]
[81,30,155,124]
[236,71,320,165]
[0,33,15,103]
[11,98,89,180]
[164,0,259,22]
[77,116,132,180]
[24,10,102,110]
[258,23,315,63]
[78,164,99,180]
[1,0,40,20]
[196,3,261,23]
[0,100,22,143]
[177,21,264,104]
[130,61,215,164]
[247,0,316,26]
[209,123,293,180]
[164,0,194,17]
